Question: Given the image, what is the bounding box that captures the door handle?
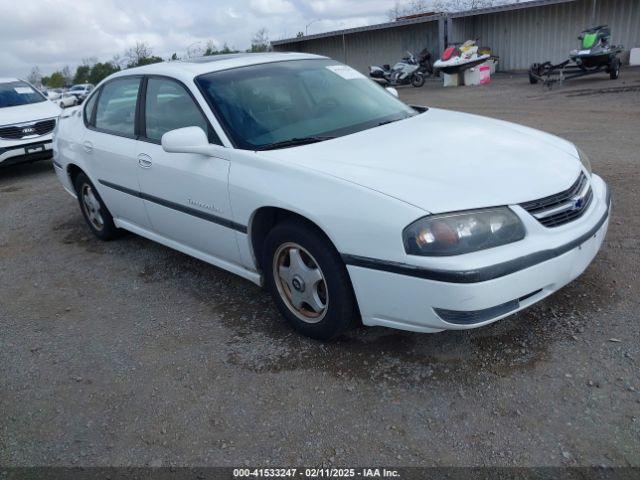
[137,154,152,169]
[82,141,93,153]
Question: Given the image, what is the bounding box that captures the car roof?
[107,52,327,84]
[0,77,21,84]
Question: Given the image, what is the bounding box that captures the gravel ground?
[1,70,639,468]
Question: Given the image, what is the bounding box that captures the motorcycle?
[369,49,433,88]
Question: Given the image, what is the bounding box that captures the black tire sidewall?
[74,173,120,241]
[263,221,358,340]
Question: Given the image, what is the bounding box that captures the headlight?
[403,207,526,256]
[577,147,592,176]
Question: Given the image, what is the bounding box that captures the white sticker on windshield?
[15,87,35,94]
[325,65,364,80]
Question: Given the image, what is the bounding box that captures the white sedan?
[52,53,610,340]
[47,90,78,108]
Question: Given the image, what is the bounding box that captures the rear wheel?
[264,221,359,340]
[529,64,539,84]
[74,172,121,241]
[411,73,425,88]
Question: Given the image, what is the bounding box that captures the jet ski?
[433,40,490,75]
[570,25,623,69]
[529,25,623,86]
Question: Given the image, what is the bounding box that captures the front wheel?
[263,221,359,340]
[411,73,425,88]
[74,172,121,241]
[609,57,620,80]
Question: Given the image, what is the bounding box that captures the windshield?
[0,81,46,108]
[70,85,85,91]
[195,59,416,150]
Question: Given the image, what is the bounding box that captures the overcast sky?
[0,0,402,79]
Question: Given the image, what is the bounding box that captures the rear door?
[134,76,241,263]
[83,76,151,229]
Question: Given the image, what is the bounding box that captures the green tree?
[27,66,41,86]
[88,62,120,84]
[124,41,163,68]
[73,65,90,84]
[135,56,163,67]
[43,71,66,88]
[203,40,218,56]
[249,28,270,52]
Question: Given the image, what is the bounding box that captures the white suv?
[0,78,61,167]
[67,83,94,102]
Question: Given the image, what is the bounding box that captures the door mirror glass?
[161,126,225,157]
[385,87,399,98]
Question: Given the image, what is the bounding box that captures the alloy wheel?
[81,184,104,231]
[273,242,328,323]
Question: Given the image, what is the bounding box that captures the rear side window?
[83,91,98,126]
[144,77,217,143]
[94,77,140,137]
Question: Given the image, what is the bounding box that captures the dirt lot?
[1,70,639,468]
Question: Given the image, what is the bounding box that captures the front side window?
[94,77,140,136]
[195,59,415,150]
[0,81,46,109]
[144,78,210,142]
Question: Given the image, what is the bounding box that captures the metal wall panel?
[273,21,441,74]
[449,0,640,70]
[274,0,639,73]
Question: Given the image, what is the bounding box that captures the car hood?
[261,108,583,213]
[0,101,61,126]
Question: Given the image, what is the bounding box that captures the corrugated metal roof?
[448,0,577,18]
[272,13,444,46]
[272,0,582,46]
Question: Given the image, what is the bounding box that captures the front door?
[135,76,241,264]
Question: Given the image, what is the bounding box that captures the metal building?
[272,0,640,72]
[272,14,445,74]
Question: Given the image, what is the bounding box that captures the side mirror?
[386,87,399,98]
[161,126,226,158]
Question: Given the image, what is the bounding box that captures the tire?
[411,73,425,88]
[528,64,539,84]
[74,172,121,241]
[609,58,620,80]
[263,220,359,340]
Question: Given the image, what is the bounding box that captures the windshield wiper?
[376,116,411,127]
[255,136,336,151]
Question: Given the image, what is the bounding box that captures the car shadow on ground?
[0,159,53,184]
[50,212,620,388]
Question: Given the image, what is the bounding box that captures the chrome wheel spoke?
[288,248,306,275]
[82,185,104,230]
[303,287,326,313]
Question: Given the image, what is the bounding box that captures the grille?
[520,172,592,228]
[0,118,56,140]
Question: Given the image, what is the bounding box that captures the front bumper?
[347,176,611,333]
[0,139,53,167]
